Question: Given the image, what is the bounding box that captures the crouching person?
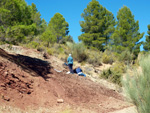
[74,66,86,77]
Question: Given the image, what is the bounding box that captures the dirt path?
[0,46,133,113]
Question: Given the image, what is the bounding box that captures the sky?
[25,0,150,50]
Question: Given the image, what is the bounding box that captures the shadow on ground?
[0,48,51,80]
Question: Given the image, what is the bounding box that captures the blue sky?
[25,0,150,50]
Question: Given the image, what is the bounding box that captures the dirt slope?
[0,46,132,113]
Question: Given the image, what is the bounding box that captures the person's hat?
[69,54,71,56]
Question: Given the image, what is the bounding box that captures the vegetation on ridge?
[0,0,150,112]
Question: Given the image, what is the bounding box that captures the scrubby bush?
[46,48,54,55]
[118,49,134,64]
[102,50,115,64]
[58,53,67,61]
[110,62,126,85]
[100,68,112,79]
[102,54,112,64]
[86,49,102,66]
[37,45,46,52]
[0,41,5,45]
[123,54,150,113]
[58,47,64,53]
[100,62,126,86]
[51,43,66,55]
[25,41,39,49]
[66,42,88,62]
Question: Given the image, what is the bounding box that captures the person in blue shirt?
[67,54,73,74]
[75,67,82,73]
[74,66,86,77]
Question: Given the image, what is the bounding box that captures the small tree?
[48,13,69,43]
[143,24,150,51]
[40,30,56,47]
[66,42,87,62]
[111,6,144,57]
[79,0,115,51]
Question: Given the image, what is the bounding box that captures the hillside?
[0,45,134,113]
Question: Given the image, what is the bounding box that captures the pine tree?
[41,13,69,46]
[40,19,47,33]
[0,0,33,44]
[79,0,115,51]
[143,24,150,51]
[30,3,43,35]
[40,30,56,47]
[48,13,69,43]
[0,0,44,44]
[111,6,144,56]
[0,0,28,26]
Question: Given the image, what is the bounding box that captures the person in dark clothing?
[67,54,73,74]
[75,67,82,73]
[73,66,86,77]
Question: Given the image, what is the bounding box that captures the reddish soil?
[0,48,130,113]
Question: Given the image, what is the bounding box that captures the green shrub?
[58,47,64,53]
[0,41,5,45]
[27,41,39,49]
[102,54,112,64]
[66,42,88,62]
[46,48,54,55]
[123,55,150,113]
[102,50,115,64]
[118,49,134,64]
[86,49,102,66]
[100,62,126,86]
[37,45,46,52]
[100,68,112,79]
[58,53,67,61]
[51,43,65,55]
